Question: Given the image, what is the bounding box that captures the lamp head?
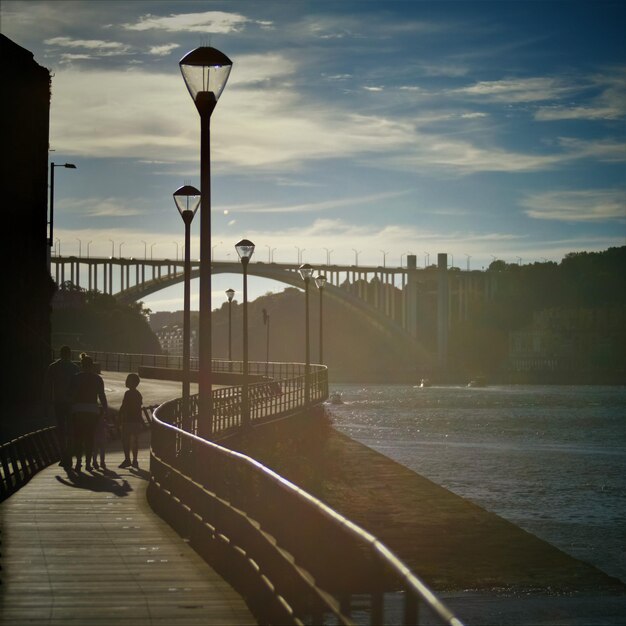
[314,274,327,289]
[179,46,233,107]
[173,184,201,223]
[235,239,255,264]
[298,263,314,282]
[225,288,235,302]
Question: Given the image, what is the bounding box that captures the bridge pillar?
[437,253,449,373]
[108,262,113,295]
[405,255,418,338]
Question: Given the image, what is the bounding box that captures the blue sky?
[3,1,625,311]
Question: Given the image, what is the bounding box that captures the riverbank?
[225,408,624,595]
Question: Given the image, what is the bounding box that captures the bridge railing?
[150,398,462,626]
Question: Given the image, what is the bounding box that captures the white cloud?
[521,189,626,222]
[535,70,626,121]
[122,11,253,33]
[454,77,575,102]
[48,56,622,176]
[62,197,147,217]
[148,43,180,57]
[44,36,130,56]
[220,190,409,214]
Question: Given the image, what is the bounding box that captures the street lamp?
[119,242,125,257]
[150,243,156,260]
[141,240,147,260]
[465,254,471,271]
[424,252,430,267]
[48,162,76,248]
[236,239,255,427]
[172,241,179,261]
[315,274,327,364]
[180,46,233,437]
[174,184,201,434]
[109,239,115,258]
[262,308,270,375]
[380,249,388,267]
[352,249,361,266]
[75,238,82,258]
[323,247,333,265]
[299,263,314,404]
[54,238,60,257]
[225,288,235,371]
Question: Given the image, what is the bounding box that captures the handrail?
[0,427,60,501]
[150,395,463,626]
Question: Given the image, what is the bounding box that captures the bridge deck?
[0,437,255,625]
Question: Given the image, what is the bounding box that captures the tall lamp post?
[314,274,327,364]
[174,185,201,433]
[225,288,235,371]
[235,239,255,426]
[262,308,270,375]
[299,263,314,404]
[48,162,76,248]
[180,46,233,437]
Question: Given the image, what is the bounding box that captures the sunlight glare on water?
[328,384,626,583]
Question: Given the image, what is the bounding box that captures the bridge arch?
[116,262,434,371]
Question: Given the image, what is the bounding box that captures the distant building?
[1,35,54,434]
[508,307,626,382]
[155,324,198,358]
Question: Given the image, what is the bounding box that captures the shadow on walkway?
[55,468,132,497]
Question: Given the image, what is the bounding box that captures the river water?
[327,384,626,586]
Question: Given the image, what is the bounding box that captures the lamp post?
[119,242,125,258]
[86,241,92,259]
[141,241,147,260]
[150,243,156,260]
[75,238,82,258]
[380,249,388,267]
[54,238,60,256]
[299,263,314,404]
[180,46,233,437]
[109,239,115,258]
[262,308,270,375]
[174,185,201,434]
[352,249,361,266]
[48,162,76,249]
[236,239,255,427]
[323,247,333,265]
[172,241,179,261]
[424,252,430,267]
[225,288,235,371]
[465,254,471,271]
[314,274,327,364]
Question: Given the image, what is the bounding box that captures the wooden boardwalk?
[0,437,255,625]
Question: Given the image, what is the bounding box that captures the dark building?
[1,35,55,439]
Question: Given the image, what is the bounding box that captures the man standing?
[43,346,79,468]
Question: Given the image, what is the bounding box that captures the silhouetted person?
[92,408,111,470]
[71,353,108,472]
[118,373,142,469]
[43,345,79,468]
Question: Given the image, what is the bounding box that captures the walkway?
[0,436,255,625]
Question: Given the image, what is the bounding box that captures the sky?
[3,0,625,311]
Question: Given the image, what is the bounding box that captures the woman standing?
[71,353,108,471]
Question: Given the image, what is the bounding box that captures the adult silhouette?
[43,345,79,468]
[70,353,108,471]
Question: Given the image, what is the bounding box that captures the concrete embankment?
[225,408,625,594]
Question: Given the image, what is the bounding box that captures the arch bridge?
[51,254,498,370]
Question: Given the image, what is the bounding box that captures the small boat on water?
[329,391,343,404]
[467,376,487,388]
[419,378,432,388]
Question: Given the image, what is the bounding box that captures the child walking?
[92,410,110,469]
[118,373,143,469]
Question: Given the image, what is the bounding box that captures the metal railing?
[0,427,60,501]
[150,398,463,626]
